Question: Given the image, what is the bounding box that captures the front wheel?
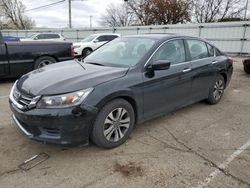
[207,75,225,105]
[91,99,135,149]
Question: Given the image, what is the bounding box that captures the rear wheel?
[91,99,135,149]
[34,56,56,69]
[207,75,225,105]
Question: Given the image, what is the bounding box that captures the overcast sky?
[21,0,123,28]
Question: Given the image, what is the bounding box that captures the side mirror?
[148,60,171,71]
[34,37,38,40]
[93,39,99,43]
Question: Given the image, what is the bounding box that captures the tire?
[34,56,56,69]
[91,99,135,149]
[207,75,225,105]
[243,63,250,74]
[82,48,92,58]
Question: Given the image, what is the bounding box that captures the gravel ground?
[0,58,250,188]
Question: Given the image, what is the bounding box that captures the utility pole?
[69,0,72,28]
[90,16,92,28]
[245,0,249,20]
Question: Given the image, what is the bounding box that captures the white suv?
[73,33,120,58]
[21,33,65,42]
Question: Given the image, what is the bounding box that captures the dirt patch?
[114,161,144,177]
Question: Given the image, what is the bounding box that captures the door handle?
[211,60,218,65]
[182,68,191,73]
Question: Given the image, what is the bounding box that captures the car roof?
[123,33,207,42]
[92,33,120,36]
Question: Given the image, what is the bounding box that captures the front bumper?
[9,100,98,146]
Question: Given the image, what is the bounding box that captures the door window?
[96,36,107,42]
[151,40,186,65]
[186,40,209,60]
[105,35,118,41]
[206,43,214,57]
[36,34,45,39]
[44,34,60,39]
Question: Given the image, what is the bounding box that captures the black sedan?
[9,34,233,148]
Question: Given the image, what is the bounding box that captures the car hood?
[17,60,129,96]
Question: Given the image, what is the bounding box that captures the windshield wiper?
[86,62,105,66]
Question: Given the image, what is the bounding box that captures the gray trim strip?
[12,114,32,137]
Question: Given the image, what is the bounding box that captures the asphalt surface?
[0,58,250,188]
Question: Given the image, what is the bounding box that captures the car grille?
[12,86,34,110]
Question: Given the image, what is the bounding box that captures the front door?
[143,39,194,119]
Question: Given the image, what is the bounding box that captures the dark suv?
[9,34,233,149]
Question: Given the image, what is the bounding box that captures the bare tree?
[0,0,35,29]
[126,0,191,25]
[192,0,246,23]
[101,3,135,27]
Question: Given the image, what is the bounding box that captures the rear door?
[185,39,218,100]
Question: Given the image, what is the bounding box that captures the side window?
[187,40,209,60]
[215,48,222,56]
[96,35,107,42]
[105,35,118,41]
[206,43,214,57]
[48,34,60,39]
[151,40,186,65]
[36,34,44,39]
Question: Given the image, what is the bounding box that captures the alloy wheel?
[213,79,224,101]
[103,108,130,142]
[38,59,53,68]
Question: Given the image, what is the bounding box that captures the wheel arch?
[34,54,58,68]
[96,92,139,124]
[219,72,227,85]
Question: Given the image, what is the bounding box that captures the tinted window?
[187,40,209,60]
[152,40,186,65]
[96,36,107,42]
[36,34,45,39]
[105,35,118,41]
[45,34,60,39]
[206,43,214,57]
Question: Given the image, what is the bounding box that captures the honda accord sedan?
[9,34,233,149]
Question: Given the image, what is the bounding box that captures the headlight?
[36,88,93,108]
[73,45,81,49]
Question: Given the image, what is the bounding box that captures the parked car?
[9,34,233,148]
[73,33,120,58]
[21,33,65,42]
[3,36,20,42]
[243,59,250,74]
[0,31,73,78]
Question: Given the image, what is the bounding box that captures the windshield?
[84,37,157,67]
[81,35,96,42]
